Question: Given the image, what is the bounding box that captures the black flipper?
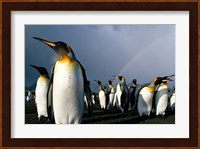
[77,61,93,117]
[47,64,55,123]
[134,85,146,112]
[105,88,111,111]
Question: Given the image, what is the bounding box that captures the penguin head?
[113,75,125,82]
[153,76,173,86]
[161,74,174,84]
[87,80,90,86]
[108,79,114,85]
[94,80,101,86]
[30,65,48,76]
[132,79,137,85]
[33,37,76,59]
[104,86,107,90]
[153,77,163,86]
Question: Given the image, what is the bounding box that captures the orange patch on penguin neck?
[145,87,154,92]
[58,55,73,64]
[158,84,167,91]
[39,75,46,79]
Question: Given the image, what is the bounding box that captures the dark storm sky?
[25,25,175,90]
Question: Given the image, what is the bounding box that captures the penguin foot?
[37,117,42,123]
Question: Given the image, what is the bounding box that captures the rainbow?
[118,31,172,76]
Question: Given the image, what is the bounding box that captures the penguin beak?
[162,79,169,83]
[30,64,38,70]
[162,77,173,83]
[33,37,56,48]
[94,80,101,85]
[112,75,119,80]
[30,65,41,73]
[110,79,114,82]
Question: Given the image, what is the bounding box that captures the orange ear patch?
[153,77,157,83]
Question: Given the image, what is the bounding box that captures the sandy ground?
[25,99,175,124]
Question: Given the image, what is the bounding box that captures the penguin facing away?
[129,79,137,112]
[30,65,50,121]
[154,75,174,116]
[137,77,163,117]
[33,37,92,124]
[113,76,129,113]
[94,80,107,110]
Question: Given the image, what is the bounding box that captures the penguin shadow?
[165,108,175,117]
[36,116,52,124]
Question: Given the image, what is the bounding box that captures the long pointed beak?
[30,64,40,72]
[162,78,173,83]
[30,64,38,69]
[169,74,175,77]
[33,37,56,47]
[112,75,118,80]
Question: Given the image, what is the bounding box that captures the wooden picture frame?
[1,1,198,148]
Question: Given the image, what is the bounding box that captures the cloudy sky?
[25,25,175,90]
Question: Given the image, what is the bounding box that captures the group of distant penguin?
[27,37,175,124]
[93,75,175,117]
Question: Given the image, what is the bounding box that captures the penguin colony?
[27,37,175,124]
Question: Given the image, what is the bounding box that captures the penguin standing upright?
[26,90,33,102]
[129,79,137,112]
[33,37,92,124]
[169,86,175,111]
[94,80,107,110]
[30,65,49,121]
[154,75,174,116]
[137,77,163,117]
[84,81,93,109]
[106,79,115,110]
[113,76,129,113]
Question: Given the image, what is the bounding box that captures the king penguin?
[26,90,33,102]
[113,76,129,114]
[30,65,50,121]
[84,81,93,109]
[106,79,115,110]
[169,86,176,111]
[137,77,163,117]
[33,37,92,124]
[94,80,107,110]
[129,79,137,112]
[154,75,174,116]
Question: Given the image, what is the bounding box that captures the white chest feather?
[137,87,154,116]
[99,90,106,109]
[35,76,49,117]
[155,85,168,115]
[116,83,122,105]
[53,58,84,124]
[170,93,176,107]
